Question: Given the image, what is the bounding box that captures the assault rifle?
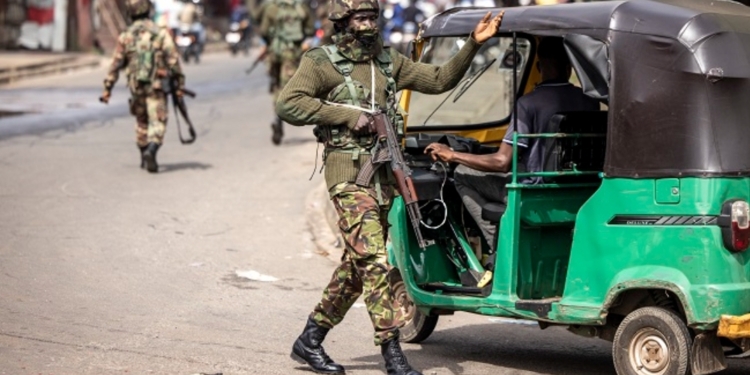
[245,48,268,75]
[166,76,197,144]
[356,112,433,249]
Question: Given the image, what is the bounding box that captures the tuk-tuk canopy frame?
[420,0,750,178]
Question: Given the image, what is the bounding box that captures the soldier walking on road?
[276,1,503,373]
[260,0,315,145]
[100,0,186,173]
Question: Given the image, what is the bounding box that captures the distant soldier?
[315,0,334,45]
[100,0,185,173]
[276,0,503,373]
[260,0,315,145]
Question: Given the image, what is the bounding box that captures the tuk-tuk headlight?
[719,200,750,252]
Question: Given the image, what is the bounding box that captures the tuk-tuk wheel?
[613,307,692,375]
[391,272,438,343]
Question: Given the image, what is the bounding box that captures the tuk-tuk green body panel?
[562,177,750,328]
[389,178,750,329]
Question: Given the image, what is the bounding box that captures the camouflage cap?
[328,0,379,21]
[126,0,152,17]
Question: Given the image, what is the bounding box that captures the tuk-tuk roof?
[421,0,750,41]
[421,0,750,178]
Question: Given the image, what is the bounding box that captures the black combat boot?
[138,145,147,169]
[271,117,284,146]
[142,142,160,173]
[290,318,345,374]
[381,337,422,375]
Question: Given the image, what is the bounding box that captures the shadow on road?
[348,323,750,375]
[159,162,213,173]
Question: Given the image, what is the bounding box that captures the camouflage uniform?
[312,183,399,345]
[279,0,484,373]
[103,1,184,148]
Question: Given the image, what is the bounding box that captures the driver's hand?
[425,143,455,163]
[350,112,375,135]
[100,90,111,104]
[473,11,504,44]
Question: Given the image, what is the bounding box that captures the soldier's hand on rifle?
[351,112,376,135]
[425,143,455,163]
[99,90,111,104]
[473,11,504,44]
[175,88,184,99]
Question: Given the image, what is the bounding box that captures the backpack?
[126,21,163,84]
[271,0,306,52]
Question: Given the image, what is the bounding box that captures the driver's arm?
[425,100,530,173]
[425,142,513,173]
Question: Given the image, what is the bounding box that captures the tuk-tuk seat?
[550,111,608,174]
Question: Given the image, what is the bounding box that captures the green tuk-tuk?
[387,1,750,374]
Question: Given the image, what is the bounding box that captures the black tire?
[613,307,692,375]
[391,272,438,343]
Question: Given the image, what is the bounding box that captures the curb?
[0,55,103,85]
[0,42,238,86]
[304,182,345,263]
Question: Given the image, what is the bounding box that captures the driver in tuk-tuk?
[425,37,599,251]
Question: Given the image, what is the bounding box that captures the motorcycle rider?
[178,0,206,55]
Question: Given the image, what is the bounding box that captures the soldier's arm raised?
[276,53,361,128]
[392,36,482,94]
[394,11,503,94]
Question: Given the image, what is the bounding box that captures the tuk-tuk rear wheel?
[612,307,692,375]
[391,274,438,343]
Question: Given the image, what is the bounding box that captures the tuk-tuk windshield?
[407,36,532,128]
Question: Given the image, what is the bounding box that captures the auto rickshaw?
[387,1,750,374]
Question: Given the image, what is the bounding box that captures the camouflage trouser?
[129,91,168,146]
[311,182,400,346]
[269,47,303,103]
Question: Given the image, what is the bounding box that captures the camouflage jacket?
[103,19,184,95]
[276,38,483,190]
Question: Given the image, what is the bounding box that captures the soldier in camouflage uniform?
[315,0,334,45]
[276,0,503,373]
[260,0,315,145]
[100,0,185,173]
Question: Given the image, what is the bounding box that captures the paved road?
[1,52,749,375]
